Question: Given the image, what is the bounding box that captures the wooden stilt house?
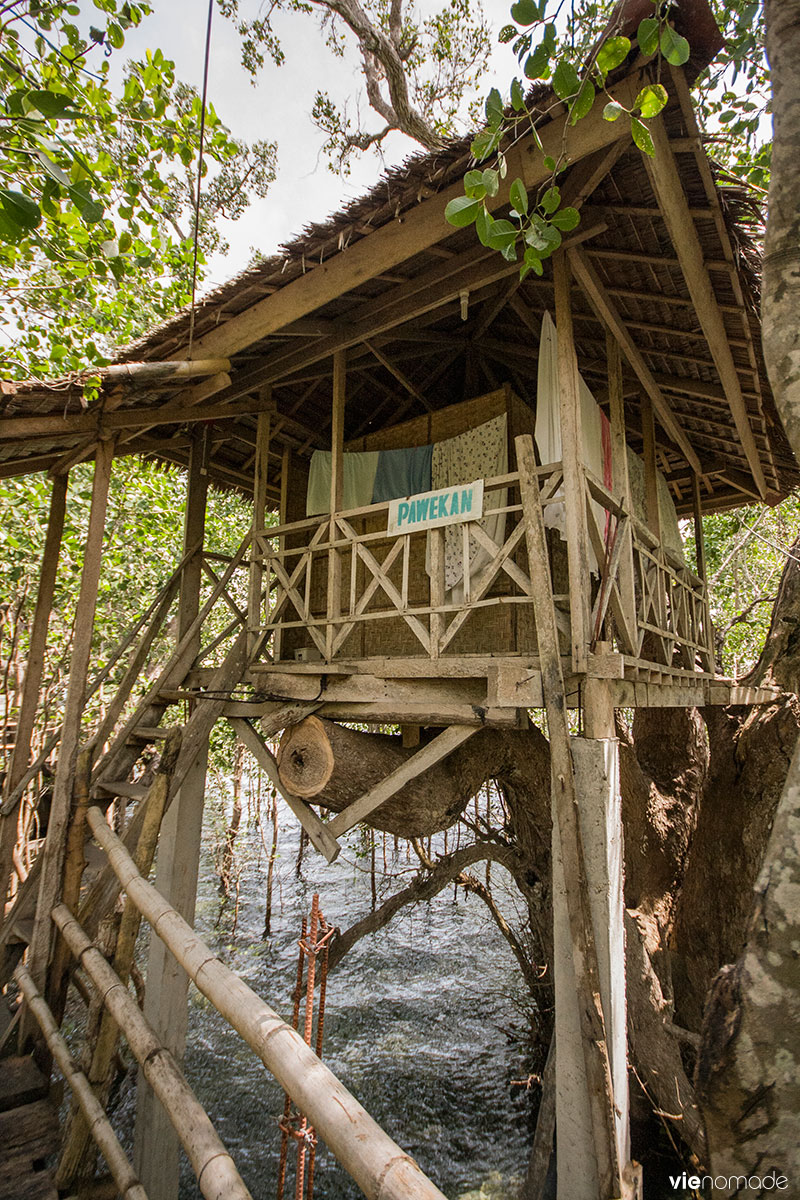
[0,2,797,1197]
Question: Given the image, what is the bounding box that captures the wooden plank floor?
[0,1056,59,1200]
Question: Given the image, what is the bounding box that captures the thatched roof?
[1,0,795,515]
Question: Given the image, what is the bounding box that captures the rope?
[186,0,214,357]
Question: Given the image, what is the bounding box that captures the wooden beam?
[363,340,432,411]
[164,71,646,365]
[327,725,477,837]
[554,252,592,674]
[247,399,272,654]
[644,115,766,497]
[229,718,340,862]
[568,247,702,473]
[0,393,275,441]
[27,439,114,999]
[606,334,637,653]
[640,393,661,539]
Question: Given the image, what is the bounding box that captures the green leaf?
[481,168,500,197]
[552,60,580,100]
[486,218,517,252]
[511,78,525,111]
[631,117,655,157]
[635,83,668,118]
[510,0,538,26]
[596,35,631,77]
[485,87,504,127]
[26,89,76,118]
[524,247,544,275]
[524,42,549,80]
[637,16,659,56]
[659,25,690,66]
[510,177,528,215]
[471,127,502,161]
[540,185,560,214]
[543,155,556,171]
[604,100,625,122]
[570,79,595,124]
[475,206,493,246]
[0,188,41,233]
[499,24,517,43]
[551,206,580,231]
[464,169,486,198]
[445,195,483,227]
[525,216,561,255]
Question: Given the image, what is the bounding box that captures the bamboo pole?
[27,439,114,1003]
[84,805,449,1200]
[52,904,254,1200]
[57,733,180,1190]
[14,963,149,1200]
[326,351,346,661]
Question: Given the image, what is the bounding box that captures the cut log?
[277,716,335,798]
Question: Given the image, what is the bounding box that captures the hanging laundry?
[626,450,684,560]
[371,444,433,504]
[534,311,612,570]
[306,449,379,516]
[427,413,508,596]
[534,311,684,567]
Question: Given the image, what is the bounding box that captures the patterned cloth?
[428,413,508,594]
[372,444,433,503]
[306,449,379,516]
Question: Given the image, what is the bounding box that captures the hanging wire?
[186,0,215,357]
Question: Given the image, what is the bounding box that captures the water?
[117,788,533,1199]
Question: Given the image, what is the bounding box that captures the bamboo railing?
[81,803,448,1200]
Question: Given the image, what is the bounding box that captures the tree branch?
[310,0,445,149]
[327,841,522,971]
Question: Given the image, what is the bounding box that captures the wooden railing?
[584,471,715,673]
[250,462,715,677]
[250,464,570,664]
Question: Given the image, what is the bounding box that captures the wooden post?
[640,393,661,540]
[691,471,708,586]
[1,473,69,908]
[326,350,346,660]
[606,334,637,652]
[247,395,272,657]
[134,433,210,1200]
[515,433,621,1200]
[25,441,114,1004]
[555,671,631,1199]
[553,253,591,674]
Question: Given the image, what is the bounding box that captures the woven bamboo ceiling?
[1,0,796,516]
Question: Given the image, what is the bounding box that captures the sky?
[119,0,513,291]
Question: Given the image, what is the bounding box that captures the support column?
[607,334,637,653]
[27,443,114,999]
[552,686,631,1199]
[1,473,69,907]
[553,253,591,674]
[641,392,661,540]
[326,350,346,661]
[247,396,272,658]
[135,431,209,1200]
